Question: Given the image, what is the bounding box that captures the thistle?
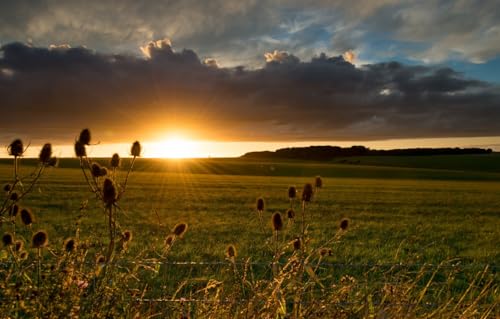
[315,176,323,188]
[39,143,52,164]
[9,204,19,217]
[340,218,349,231]
[226,244,237,258]
[287,209,295,219]
[14,240,24,252]
[122,230,132,242]
[272,212,283,231]
[173,223,188,237]
[48,157,58,167]
[10,192,19,201]
[96,255,106,264]
[102,178,117,206]
[302,183,313,202]
[20,208,34,226]
[110,153,121,168]
[165,234,175,246]
[256,197,265,212]
[74,141,86,157]
[79,129,91,145]
[3,184,11,192]
[64,238,76,252]
[2,233,14,246]
[19,251,28,260]
[131,141,142,157]
[288,186,297,199]
[293,237,301,250]
[8,139,24,157]
[32,230,48,248]
[91,163,103,177]
[100,167,108,177]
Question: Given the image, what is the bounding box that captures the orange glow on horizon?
[0,136,499,158]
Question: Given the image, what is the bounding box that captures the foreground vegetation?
[0,132,498,318]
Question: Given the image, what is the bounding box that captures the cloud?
[0,41,499,145]
[203,58,219,68]
[1,1,499,66]
[264,50,299,64]
[342,50,356,64]
[140,38,172,58]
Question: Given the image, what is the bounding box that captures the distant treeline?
[242,146,493,161]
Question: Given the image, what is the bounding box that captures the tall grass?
[0,130,497,318]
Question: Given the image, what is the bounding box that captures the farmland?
[0,155,499,317]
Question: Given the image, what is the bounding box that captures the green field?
[1,155,499,317]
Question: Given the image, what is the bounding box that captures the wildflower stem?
[106,205,115,263]
[121,156,136,196]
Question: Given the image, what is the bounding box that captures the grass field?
[1,155,499,317]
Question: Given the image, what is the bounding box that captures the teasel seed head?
[287,208,295,219]
[64,238,76,252]
[293,237,301,250]
[340,218,349,231]
[8,139,24,157]
[102,178,117,206]
[131,141,141,157]
[110,153,121,168]
[10,192,19,201]
[9,204,19,217]
[3,184,11,192]
[173,223,188,237]
[96,254,106,264]
[315,176,323,188]
[272,212,283,231]
[78,129,91,145]
[91,162,102,177]
[319,248,328,257]
[2,233,14,246]
[38,143,52,164]
[226,245,237,258]
[256,197,265,212]
[32,230,48,248]
[100,167,108,177]
[302,183,314,202]
[48,157,58,167]
[19,251,28,260]
[74,141,86,157]
[14,240,24,252]
[288,186,297,199]
[122,230,132,242]
[20,208,34,226]
[165,234,175,246]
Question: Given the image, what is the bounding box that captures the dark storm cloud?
[1,41,499,144]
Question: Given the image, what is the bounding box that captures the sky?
[1,0,500,157]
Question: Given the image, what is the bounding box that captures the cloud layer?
[1,0,499,66]
[1,41,499,144]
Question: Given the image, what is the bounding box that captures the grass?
[1,155,499,317]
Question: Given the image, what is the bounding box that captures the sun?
[148,134,201,158]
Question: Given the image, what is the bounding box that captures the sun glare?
[148,135,201,158]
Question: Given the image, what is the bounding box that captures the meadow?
[0,153,499,317]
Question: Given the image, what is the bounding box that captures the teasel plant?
[300,183,314,238]
[314,176,322,197]
[1,139,57,221]
[287,185,297,209]
[74,129,142,269]
[255,197,266,234]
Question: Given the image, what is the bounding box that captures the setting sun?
[147,135,200,158]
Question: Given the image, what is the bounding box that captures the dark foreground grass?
[1,158,499,317]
